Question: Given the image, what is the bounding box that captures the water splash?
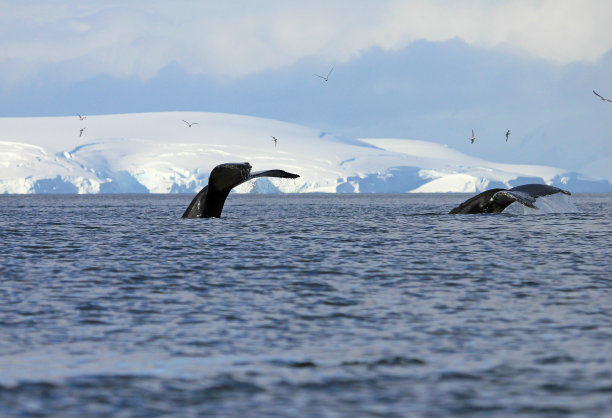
[520,193,580,214]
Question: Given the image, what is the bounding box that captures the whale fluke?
[182,162,299,218]
[449,184,571,214]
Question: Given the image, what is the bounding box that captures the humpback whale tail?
[449,183,571,214]
[182,162,300,218]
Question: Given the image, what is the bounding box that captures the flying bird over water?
[506,130,511,142]
[315,67,334,82]
[469,129,476,144]
[182,120,199,127]
[79,128,86,137]
[77,114,87,121]
[593,90,612,102]
[271,136,278,147]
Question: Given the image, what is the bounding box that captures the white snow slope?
[1,112,610,194]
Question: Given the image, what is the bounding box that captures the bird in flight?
[182,120,199,127]
[77,114,87,121]
[271,136,278,147]
[469,129,476,144]
[315,67,334,82]
[505,129,511,142]
[79,127,86,137]
[593,90,612,102]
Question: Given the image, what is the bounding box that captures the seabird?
[79,127,86,137]
[505,129,511,142]
[593,90,612,102]
[271,136,278,147]
[77,114,87,121]
[469,129,476,144]
[315,67,334,82]
[182,120,199,127]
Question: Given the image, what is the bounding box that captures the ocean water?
[1,193,611,417]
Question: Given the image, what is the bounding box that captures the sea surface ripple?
[1,194,611,417]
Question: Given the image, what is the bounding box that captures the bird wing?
[327,67,334,78]
[182,120,189,125]
[315,74,326,79]
[593,90,604,99]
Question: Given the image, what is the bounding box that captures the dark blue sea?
[1,193,611,417]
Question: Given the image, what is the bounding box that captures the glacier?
[1,112,611,194]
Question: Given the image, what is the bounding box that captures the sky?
[1,0,612,180]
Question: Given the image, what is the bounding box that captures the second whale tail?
[449,184,571,214]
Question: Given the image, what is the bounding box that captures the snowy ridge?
[1,112,610,194]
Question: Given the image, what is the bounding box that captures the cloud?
[1,0,612,84]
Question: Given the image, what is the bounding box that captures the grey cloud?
[1,0,612,84]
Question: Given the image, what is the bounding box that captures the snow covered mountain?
[1,112,610,194]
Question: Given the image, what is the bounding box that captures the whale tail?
[491,190,538,211]
[505,183,571,198]
[182,162,299,218]
[449,184,571,214]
